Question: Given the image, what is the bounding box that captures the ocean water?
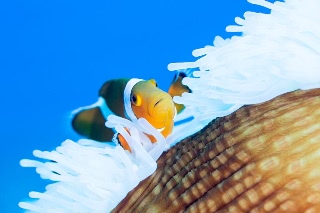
[0,0,273,212]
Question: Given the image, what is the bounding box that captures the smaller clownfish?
[72,78,177,151]
[168,72,192,113]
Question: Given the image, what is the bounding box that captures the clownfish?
[72,72,191,151]
[72,78,177,151]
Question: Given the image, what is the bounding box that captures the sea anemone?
[114,88,320,212]
[169,0,320,121]
[20,0,320,212]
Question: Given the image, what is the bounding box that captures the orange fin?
[72,107,114,142]
[168,72,192,114]
[117,128,158,152]
[117,133,132,152]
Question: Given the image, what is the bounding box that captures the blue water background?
[0,0,273,212]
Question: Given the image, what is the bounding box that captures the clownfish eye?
[131,94,136,103]
[130,93,142,106]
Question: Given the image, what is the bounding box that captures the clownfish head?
[124,78,176,137]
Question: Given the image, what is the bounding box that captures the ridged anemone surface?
[114,88,320,213]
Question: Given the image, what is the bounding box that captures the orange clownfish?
[72,78,177,151]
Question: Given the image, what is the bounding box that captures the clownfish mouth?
[152,94,172,109]
[157,127,165,132]
[154,98,163,107]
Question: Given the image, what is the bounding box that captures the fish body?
[72,78,176,150]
